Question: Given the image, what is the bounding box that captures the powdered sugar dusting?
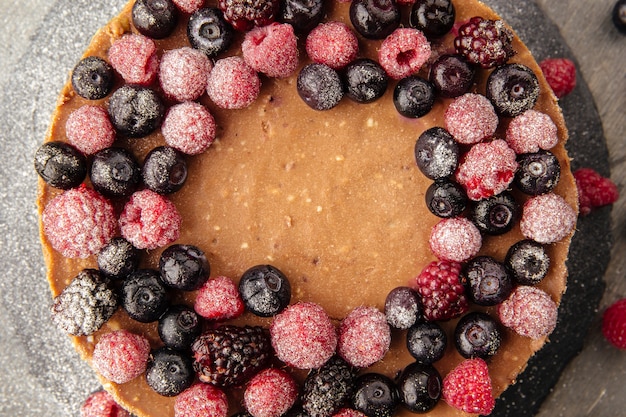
[207,56,260,109]
[194,276,244,321]
[429,217,482,262]
[243,23,299,78]
[92,330,151,384]
[174,383,228,417]
[243,368,298,417]
[338,306,391,368]
[108,33,159,85]
[80,390,130,417]
[506,109,559,154]
[306,21,359,70]
[65,105,115,155]
[445,93,499,144]
[520,193,577,243]
[161,102,216,155]
[378,28,431,80]
[159,47,212,102]
[498,286,558,339]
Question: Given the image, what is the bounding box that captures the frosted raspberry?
[108,34,159,85]
[442,358,495,415]
[270,302,337,369]
[242,23,299,78]
[412,259,469,321]
[172,0,205,13]
[602,298,626,350]
[159,47,212,102]
[539,57,577,98]
[119,189,181,250]
[306,22,359,70]
[161,102,216,155]
[207,56,260,109]
[429,217,482,263]
[378,28,431,79]
[333,409,368,417]
[498,286,558,339]
[194,276,245,321]
[444,93,499,145]
[338,306,391,368]
[506,109,559,154]
[80,390,130,417]
[92,330,151,384]
[574,168,619,216]
[455,139,518,201]
[65,105,115,155]
[244,368,299,417]
[520,193,576,244]
[174,383,228,417]
[42,185,116,258]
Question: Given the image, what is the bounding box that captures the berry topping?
[279,0,324,33]
[454,17,515,68]
[97,237,140,280]
[409,0,455,38]
[195,275,245,320]
[338,306,391,368]
[574,167,619,216]
[406,321,447,364]
[343,58,388,104]
[515,150,561,195]
[539,57,577,98]
[242,23,299,78]
[34,141,87,189]
[505,239,550,285]
[172,0,204,13]
[396,362,441,413]
[425,179,468,218]
[520,192,577,244]
[174,383,228,417]
[614,0,626,34]
[297,63,344,111]
[442,358,494,415]
[461,256,513,306]
[454,312,501,359]
[132,0,178,39]
[412,259,469,321]
[428,217,482,263]
[121,269,170,322]
[207,56,261,109]
[384,286,422,330]
[498,286,558,339]
[486,63,540,117]
[92,330,151,384]
[506,109,559,154]
[414,127,459,180]
[80,390,130,417]
[239,264,291,317]
[444,93,498,145]
[158,305,202,350]
[306,22,359,70]
[471,191,519,235]
[301,356,357,417]
[378,28,431,80]
[187,8,234,57]
[602,298,626,349]
[218,0,280,31]
[146,347,195,396]
[51,269,117,336]
[244,368,299,417]
[42,186,116,258]
[393,76,435,118]
[159,47,213,102]
[349,0,400,39]
[352,373,400,417]
[162,102,216,155]
[270,302,337,369]
[71,56,115,100]
[108,34,159,85]
[65,105,116,155]
[159,244,210,291]
[90,147,141,198]
[108,85,165,138]
[142,146,188,195]
[333,409,367,417]
[428,54,475,98]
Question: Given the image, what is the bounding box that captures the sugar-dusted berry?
[602,298,626,349]
[146,347,195,396]
[279,0,324,33]
[444,93,498,145]
[159,305,202,351]
[207,56,261,109]
[429,217,482,263]
[338,306,391,368]
[92,330,151,384]
[306,22,359,70]
[471,191,519,235]
[242,23,299,78]
[175,383,228,417]
[108,33,159,85]
[442,358,495,415]
[142,146,188,195]
[172,0,204,13]
[65,105,115,155]
[461,256,513,306]
[121,269,170,323]
[539,57,577,98]
[352,373,400,417]
[574,167,619,216]
[34,141,87,190]
[159,47,212,102]
[195,276,245,320]
[515,150,561,195]
[80,390,130,417]
[301,356,357,417]
[520,192,576,244]
[71,56,115,100]
[486,63,540,117]
[108,85,164,138]
[406,321,446,364]
[414,127,459,180]
[454,312,501,359]
[349,0,400,39]
[454,16,514,68]
[132,0,178,39]
[162,102,216,155]
[218,0,280,31]
[297,63,344,111]
[343,58,388,104]
[187,7,234,57]
[506,109,559,154]
[244,368,299,417]
[505,239,550,285]
[378,28,431,80]
[160,244,210,291]
[90,147,141,198]
[393,76,435,118]
[384,286,422,330]
[333,409,367,417]
[397,362,441,413]
[239,264,291,317]
[412,259,469,321]
[498,285,558,339]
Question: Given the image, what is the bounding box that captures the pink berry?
[378,28,431,79]
[602,298,626,350]
[108,34,159,85]
[161,102,216,155]
[92,330,151,384]
[445,93,499,145]
[429,217,482,263]
[80,390,130,417]
[207,56,260,109]
[498,286,558,339]
[159,47,212,102]
[574,168,619,216]
[338,306,391,368]
[539,57,577,98]
[306,22,359,70]
[442,358,495,415]
[520,193,577,244]
[244,368,299,417]
[194,276,245,321]
[506,109,559,154]
[172,0,205,13]
[333,409,368,417]
[242,23,299,78]
[174,383,228,417]
[65,105,115,155]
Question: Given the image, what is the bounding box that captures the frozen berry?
[505,239,550,285]
[279,0,324,33]
[71,56,115,100]
[306,22,359,70]
[471,191,519,235]
[428,54,474,98]
[429,217,482,263]
[397,362,441,413]
[444,93,498,145]
[159,47,212,102]
[195,276,245,320]
[207,56,261,109]
[162,102,216,155]
[92,330,151,384]
[242,23,299,78]
[343,58,388,104]
[121,269,170,322]
[506,109,559,154]
[414,127,459,180]
[406,321,447,364]
[338,306,391,368]
[244,368,299,417]
[158,305,202,350]
[301,356,357,417]
[349,0,400,39]
[132,0,178,39]
[602,298,626,349]
[379,28,431,80]
[172,0,204,13]
[174,383,228,417]
[409,0,455,38]
[454,17,514,68]
[384,286,422,330]
[498,286,558,339]
[188,8,234,57]
[239,264,291,317]
[425,179,468,218]
[412,259,469,321]
[34,141,86,189]
[218,0,280,31]
[146,347,195,396]
[160,244,210,291]
[297,63,344,111]
[352,373,399,417]
[520,192,576,244]
[486,63,540,117]
[97,237,140,280]
[539,57,577,98]
[614,0,626,34]
[393,76,435,118]
[442,358,494,415]
[461,256,513,306]
[142,146,188,195]
[108,34,159,85]
[108,85,164,138]
[90,147,141,198]
[80,390,130,417]
[574,167,619,216]
[65,105,116,155]
[454,312,501,359]
[515,150,560,195]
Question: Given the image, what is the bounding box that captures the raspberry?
[378,28,431,80]
[602,298,626,349]
[194,276,245,321]
[333,409,367,417]
[42,185,116,258]
[207,56,261,109]
[506,109,559,154]
[498,286,558,339]
[108,34,159,85]
[539,57,577,98]
[520,193,577,244]
[306,22,359,70]
[444,93,498,145]
[338,306,391,368]
[412,259,469,321]
[442,358,495,415]
[244,368,299,417]
[80,390,130,417]
[172,0,205,13]
[174,383,229,417]
[65,105,116,155]
[218,0,280,31]
[574,168,619,216]
[119,189,182,250]
[161,102,217,155]
[455,139,518,201]
[159,47,212,102]
[454,16,515,68]
[429,217,482,263]
[270,302,338,369]
[92,330,151,384]
[242,23,299,78]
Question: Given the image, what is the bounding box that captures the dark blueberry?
[393,76,435,118]
[461,256,513,306]
[71,56,115,100]
[396,362,441,413]
[454,312,501,359]
[121,269,170,322]
[471,191,519,235]
[352,373,400,417]
[425,179,468,218]
[159,244,210,291]
[514,150,561,195]
[97,237,140,280]
[343,58,389,104]
[158,305,202,350]
[146,347,194,396]
[297,63,344,111]
[132,0,178,39]
[505,239,551,285]
[349,0,400,39]
[428,54,475,98]
[142,146,188,195]
[409,0,455,38]
[239,264,291,317]
[614,0,626,34]
[486,63,540,117]
[384,287,422,330]
[414,127,459,180]
[279,0,325,33]
[108,85,164,138]
[90,147,141,198]
[406,321,447,365]
[34,141,87,189]
[188,8,234,57]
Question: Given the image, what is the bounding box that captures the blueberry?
[428,54,475,98]
[614,0,626,34]
[121,269,170,322]
[34,141,86,189]
[108,85,164,138]
[406,321,447,365]
[397,362,441,413]
[71,56,115,100]
[297,63,344,111]
[158,305,202,350]
[505,239,551,285]
[349,0,400,39]
[97,237,140,280]
[461,256,513,306]
[425,179,468,218]
[142,146,188,195]
[454,312,501,359]
[514,150,561,195]
[409,0,455,39]
[132,0,178,39]
[188,8,234,57]
[471,191,519,235]
[352,373,400,417]
[159,244,210,291]
[414,127,459,180]
[146,347,194,396]
[239,264,291,317]
[393,76,435,118]
[343,58,388,104]
[279,0,325,33]
[90,147,141,198]
[486,63,540,117]
[384,287,422,330]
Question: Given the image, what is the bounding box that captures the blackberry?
[142,146,188,195]
[349,0,400,39]
[414,127,459,180]
[428,54,475,98]
[71,56,115,100]
[396,362,441,413]
[406,321,447,365]
[515,150,561,195]
[471,191,519,235]
[146,347,194,396]
[454,17,515,68]
[279,0,325,33]
[187,8,234,57]
[34,141,87,190]
[425,179,468,218]
[614,0,626,34]
[97,237,140,280]
[384,286,422,330]
[218,0,280,31]
[158,305,202,350]
[132,0,178,39]
[343,58,388,104]
[486,63,540,117]
[108,85,164,138]
[159,244,210,291]
[192,325,271,387]
[121,269,170,322]
[393,76,435,118]
[505,239,551,285]
[409,0,455,39]
[297,63,344,111]
[89,147,141,198]
[301,356,358,417]
[352,373,400,417]
[239,264,291,317]
[51,269,118,336]
[461,256,513,306]
[454,311,501,359]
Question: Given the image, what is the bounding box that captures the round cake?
[36,0,578,416]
